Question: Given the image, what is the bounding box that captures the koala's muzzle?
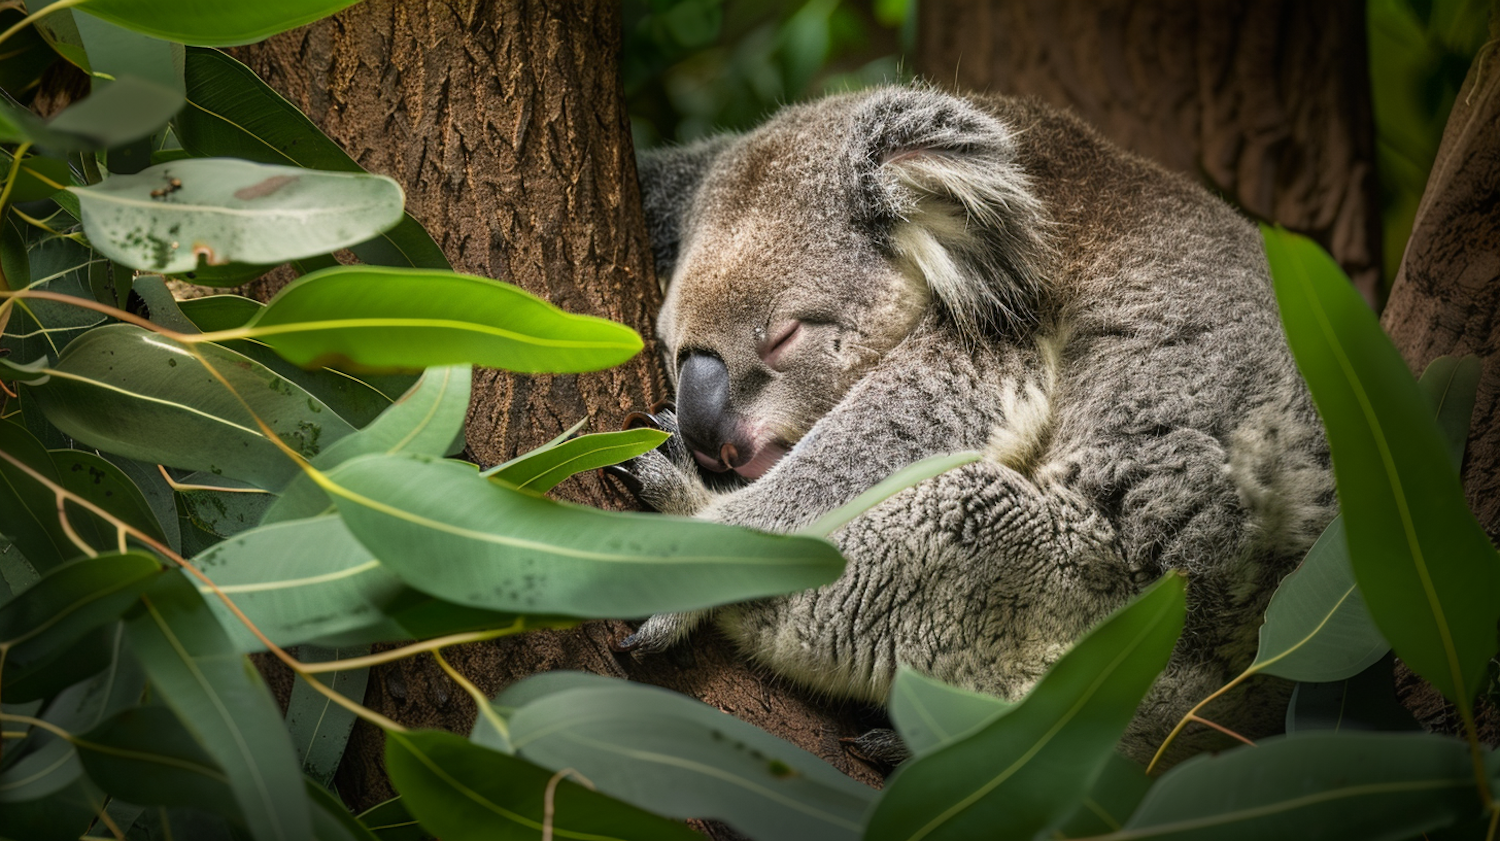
[676,352,753,473]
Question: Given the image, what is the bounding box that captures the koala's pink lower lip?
[733,441,789,480]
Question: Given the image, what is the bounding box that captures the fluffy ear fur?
[636,134,737,292]
[848,88,1051,338]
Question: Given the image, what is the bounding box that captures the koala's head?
[638,87,1049,480]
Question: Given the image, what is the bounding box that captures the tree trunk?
[1382,1,1500,743]
[230,0,880,825]
[917,0,1384,304]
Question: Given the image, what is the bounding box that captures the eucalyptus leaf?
[328,452,845,617]
[868,572,1185,841]
[886,667,1013,758]
[51,447,169,548]
[2,223,107,365]
[0,151,72,202]
[1050,752,1153,838]
[0,420,76,573]
[385,730,701,841]
[72,11,184,93]
[177,47,449,270]
[357,796,433,841]
[70,0,363,47]
[499,672,876,841]
[1265,225,1500,712]
[28,323,355,490]
[75,705,239,817]
[46,75,184,150]
[1286,653,1422,734]
[264,365,470,524]
[0,552,161,683]
[488,428,669,492]
[286,644,369,787]
[308,779,383,841]
[1119,732,1481,840]
[125,572,313,841]
[178,294,262,332]
[239,267,643,374]
[70,158,404,273]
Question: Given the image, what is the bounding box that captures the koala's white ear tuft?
[851,88,1051,338]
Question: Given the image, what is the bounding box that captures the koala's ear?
[636,134,737,292]
[850,88,1051,338]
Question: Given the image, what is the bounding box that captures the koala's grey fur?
[624,86,1335,765]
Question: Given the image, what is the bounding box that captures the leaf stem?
[433,647,512,748]
[300,623,528,673]
[1146,670,1250,774]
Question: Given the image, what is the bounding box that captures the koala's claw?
[840,727,911,768]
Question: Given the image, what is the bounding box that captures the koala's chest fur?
[628,86,1335,763]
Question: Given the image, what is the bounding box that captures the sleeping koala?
[611,86,1334,765]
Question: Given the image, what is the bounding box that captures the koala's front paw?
[603,404,713,516]
[611,609,711,653]
[841,727,910,768]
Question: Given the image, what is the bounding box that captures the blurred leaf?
[1265,226,1500,711]
[869,573,1185,841]
[70,158,404,273]
[0,7,56,100]
[265,365,470,524]
[0,151,72,202]
[1418,354,1481,470]
[69,0,363,47]
[45,75,184,150]
[0,552,161,684]
[287,644,369,787]
[177,47,449,270]
[1119,733,1481,840]
[488,428,669,492]
[1051,752,1154,838]
[0,419,76,573]
[0,773,103,841]
[176,477,275,551]
[0,624,112,702]
[238,267,643,374]
[1285,653,1422,734]
[801,450,982,539]
[28,324,355,490]
[169,259,281,287]
[886,667,1013,758]
[308,779,383,841]
[178,294,262,331]
[76,704,239,817]
[385,729,701,841]
[329,452,845,616]
[358,795,435,841]
[125,572,313,841]
[498,672,876,841]
[73,11,184,93]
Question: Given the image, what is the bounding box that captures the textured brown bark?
[230,0,879,827]
[1384,4,1500,740]
[917,0,1384,303]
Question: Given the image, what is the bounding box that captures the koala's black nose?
[676,352,738,471]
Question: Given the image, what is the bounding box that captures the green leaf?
[1285,653,1422,734]
[487,428,669,493]
[238,267,643,374]
[308,779,383,841]
[46,75,185,150]
[70,158,404,273]
[75,704,239,817]
[0,624,113,702]
[177,47,448,270]
[176,478,275,551]
[51,447,169,548]
[385,729,701,841]
[286,644,369,787]
[0,552,160,683]
[357,796,434,841]
[499,672,876,841]
[886,667,1013,758]
[1050,752,1153,838]
[869,572,1186,841]
[0,420,77,573]
[1265,225,1500,710]
[71,0,363,47]
[1250,516,1387,683]
[1417,354,1481,471]
[264,365,471,524]
[0,772,104,840]
[178,294,263,331]
[125,571,313,841]
[102,452,183,553]
[1118,732,1481,840]
[2,221,106,365]
[0,151,73,202]
[28,323,355,490]
[193,515,403,650]
[328,452,845,617]
[73,10,184,93]
[800,451,982,539]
